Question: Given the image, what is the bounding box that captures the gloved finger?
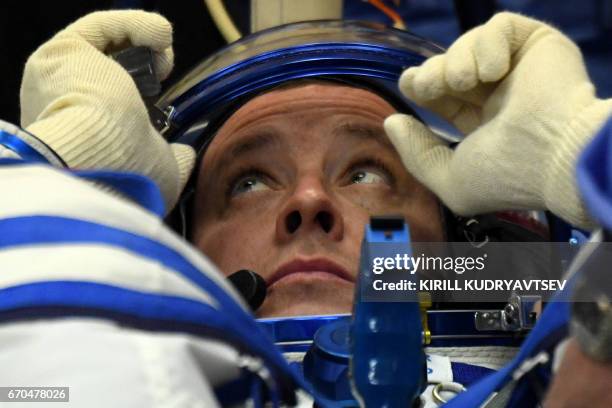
[398,66,419,100]
[63,10,173,54]
[399,76,482,135]
[384,113,455,200]
[445,29,478,92]
[153,47,174,81]
[474,15,511,82]
[171,143,196,192]
[407,55,447,102]
[474,12,543,82]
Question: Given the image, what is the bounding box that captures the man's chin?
[256,280,354,318]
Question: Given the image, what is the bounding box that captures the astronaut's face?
[192,83,444,317]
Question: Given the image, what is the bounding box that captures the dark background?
[0,0,610,125]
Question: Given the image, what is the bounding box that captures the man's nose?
[275,176,344,242]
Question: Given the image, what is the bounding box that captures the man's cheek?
[197,236,234,276]
[403,203,444,241]
[341,189,393,215]
[343,189,443,241]
[205,226,276,275]
[201,233,252,275]
[348,186,413,212]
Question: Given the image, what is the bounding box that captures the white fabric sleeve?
[0,163,259,407]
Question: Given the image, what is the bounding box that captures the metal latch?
[475,293,541,332]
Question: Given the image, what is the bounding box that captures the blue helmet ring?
[156,20,459,153]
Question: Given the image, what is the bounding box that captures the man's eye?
[350,168,387,185]
[230,175,271,196]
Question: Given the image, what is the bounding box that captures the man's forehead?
[197,82,398,180]
[214,82,397,140]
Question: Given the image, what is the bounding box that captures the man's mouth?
[267,257,354,288]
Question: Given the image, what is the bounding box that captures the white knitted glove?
[20,10,195,212]
[384,12,612,228]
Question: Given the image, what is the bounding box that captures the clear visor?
[157,20,443,112]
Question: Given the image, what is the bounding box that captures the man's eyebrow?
[332,121,394,148]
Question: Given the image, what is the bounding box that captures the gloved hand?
[384,12,612,228]
[20,10,195,212]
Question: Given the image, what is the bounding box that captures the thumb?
[171,143,196,191]
[64,10,175,81]
[384,113,456,203]
[65,10,173,54]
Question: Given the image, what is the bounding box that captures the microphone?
[227,269,267,312]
